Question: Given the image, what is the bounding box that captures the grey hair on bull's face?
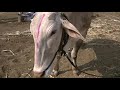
[30,12,86,77]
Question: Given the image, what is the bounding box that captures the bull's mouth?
[33,72,56,78]
[33,57,56,78]
[33,48,60,78]
[33,66,52,78]
[33,71,45,78]
[33,69,54,78]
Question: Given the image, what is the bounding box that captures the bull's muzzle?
[33,71,45,78]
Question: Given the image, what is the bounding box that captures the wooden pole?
[18,12,23,22]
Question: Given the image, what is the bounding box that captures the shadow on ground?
[77,39,120,78]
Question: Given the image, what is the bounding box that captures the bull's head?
[30,12,86,78]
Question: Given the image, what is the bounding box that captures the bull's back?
[63,12,93,50]
[63,12,93,33]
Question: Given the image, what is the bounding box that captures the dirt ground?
[0,12,120,78]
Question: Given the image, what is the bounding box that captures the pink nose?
[33,71,44,78]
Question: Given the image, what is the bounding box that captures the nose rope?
[36,14,45,47]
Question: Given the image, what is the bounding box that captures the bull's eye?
[50,30,57,36]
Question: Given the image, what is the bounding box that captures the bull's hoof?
[47,75,55,78]
[73,70,79,76]
[51,70,59,77]
[32,72,44,78]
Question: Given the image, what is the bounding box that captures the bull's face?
[30,12,86,78]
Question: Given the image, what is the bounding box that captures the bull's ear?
[48,13,57,20]
[60,18,86,42]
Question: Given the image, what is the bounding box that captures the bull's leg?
[71,27,89,75]
[71,40,83,75]
[51,52,62,77]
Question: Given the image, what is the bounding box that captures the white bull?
[30,12,93,78]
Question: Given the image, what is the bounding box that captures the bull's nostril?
[33,71,44,78]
